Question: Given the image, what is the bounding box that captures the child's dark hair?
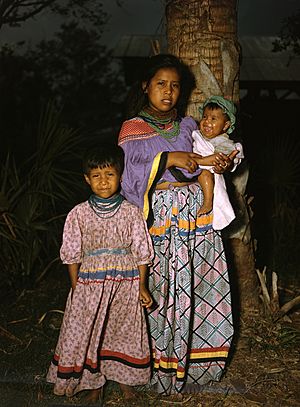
[125,53,195,119]
[83,145,124,175]
[204,102,230,121]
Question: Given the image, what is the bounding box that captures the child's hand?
[213,150,239,173]
[139,286,153,309]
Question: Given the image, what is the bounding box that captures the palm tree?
[166,0,260,318]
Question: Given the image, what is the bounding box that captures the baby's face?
[200,107,230,139]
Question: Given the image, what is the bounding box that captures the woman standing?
[118,54,236,396]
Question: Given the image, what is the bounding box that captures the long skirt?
[148,183,234,395]
[46,279,151,396]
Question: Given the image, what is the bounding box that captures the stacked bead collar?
[88,193,124,218]
[138,106,180,141]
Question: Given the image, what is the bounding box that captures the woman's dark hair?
[82,144,124,175]
[125,53,195,119]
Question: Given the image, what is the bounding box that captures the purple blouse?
[119,116,201,209]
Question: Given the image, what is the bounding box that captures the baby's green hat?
[199,95,236,134]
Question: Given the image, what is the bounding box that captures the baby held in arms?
[192,95,244,230]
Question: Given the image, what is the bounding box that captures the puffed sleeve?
[129,206,154,265]
[120,137,154,209]
[60,206,83,264]
[118,120,167,225]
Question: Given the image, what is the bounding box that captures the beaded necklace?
[88,193,124,218]
[138,106,180,141]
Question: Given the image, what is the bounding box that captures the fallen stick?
[273,295,300,322]
[0,325,23,344]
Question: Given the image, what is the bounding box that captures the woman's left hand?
[213,150,239,174]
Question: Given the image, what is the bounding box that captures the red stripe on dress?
[190,346,230,354]
[99,350,150,365]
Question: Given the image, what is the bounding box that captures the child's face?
[200,107,230,139]
[84,165,120,199]
[143,67,180,113]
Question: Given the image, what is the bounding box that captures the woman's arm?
[166,151,204,173]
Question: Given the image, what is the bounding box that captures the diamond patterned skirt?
[148,183,234,395]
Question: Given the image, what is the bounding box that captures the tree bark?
[166,0,260,318]
[166,0,240,115]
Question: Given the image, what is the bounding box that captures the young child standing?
[192,95,244,230]
[46,145,154,403]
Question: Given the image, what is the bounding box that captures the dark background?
[0,0,299,292]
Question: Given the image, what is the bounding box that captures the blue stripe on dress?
[78,268,139,280]
[85,248,130,256]
[151,225,212,242]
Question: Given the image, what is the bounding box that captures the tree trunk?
[166,0,260,318]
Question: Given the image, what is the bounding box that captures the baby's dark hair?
[204,102,230,121]
[125,53,195,119]
[83,145,124,175]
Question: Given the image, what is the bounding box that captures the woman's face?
[143,67,180,113]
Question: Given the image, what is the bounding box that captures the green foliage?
[0,1,125,155]
[273,9,300,56]
[50,0,109,29]
[0,2,124,295]
[278,325,300,347]
[0,44,48,157]
[0,103,84,294]
[0,0,107,29]
[0,0,56,28]
[248,321,300,350]
[24,21,124,130]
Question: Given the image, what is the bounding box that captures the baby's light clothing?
[192,130,244,230]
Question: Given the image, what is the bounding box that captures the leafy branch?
[273,9,300,58]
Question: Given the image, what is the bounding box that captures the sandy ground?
[0,269,299,407]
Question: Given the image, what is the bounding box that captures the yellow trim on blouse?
[143,152,163,221]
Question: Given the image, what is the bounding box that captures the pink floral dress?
[46,199,154,396]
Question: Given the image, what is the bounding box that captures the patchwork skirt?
[148,183,234,395]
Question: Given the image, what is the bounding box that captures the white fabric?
[192,130,244,230]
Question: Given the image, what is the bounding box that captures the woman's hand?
[194,153,220,167]
[139,285,153,309]
[167,151,203,173]
[213,150,239,174]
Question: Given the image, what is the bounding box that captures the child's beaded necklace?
[88,193,124,218]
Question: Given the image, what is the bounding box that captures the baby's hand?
[213,150,239,173]
[139,286,153,309]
